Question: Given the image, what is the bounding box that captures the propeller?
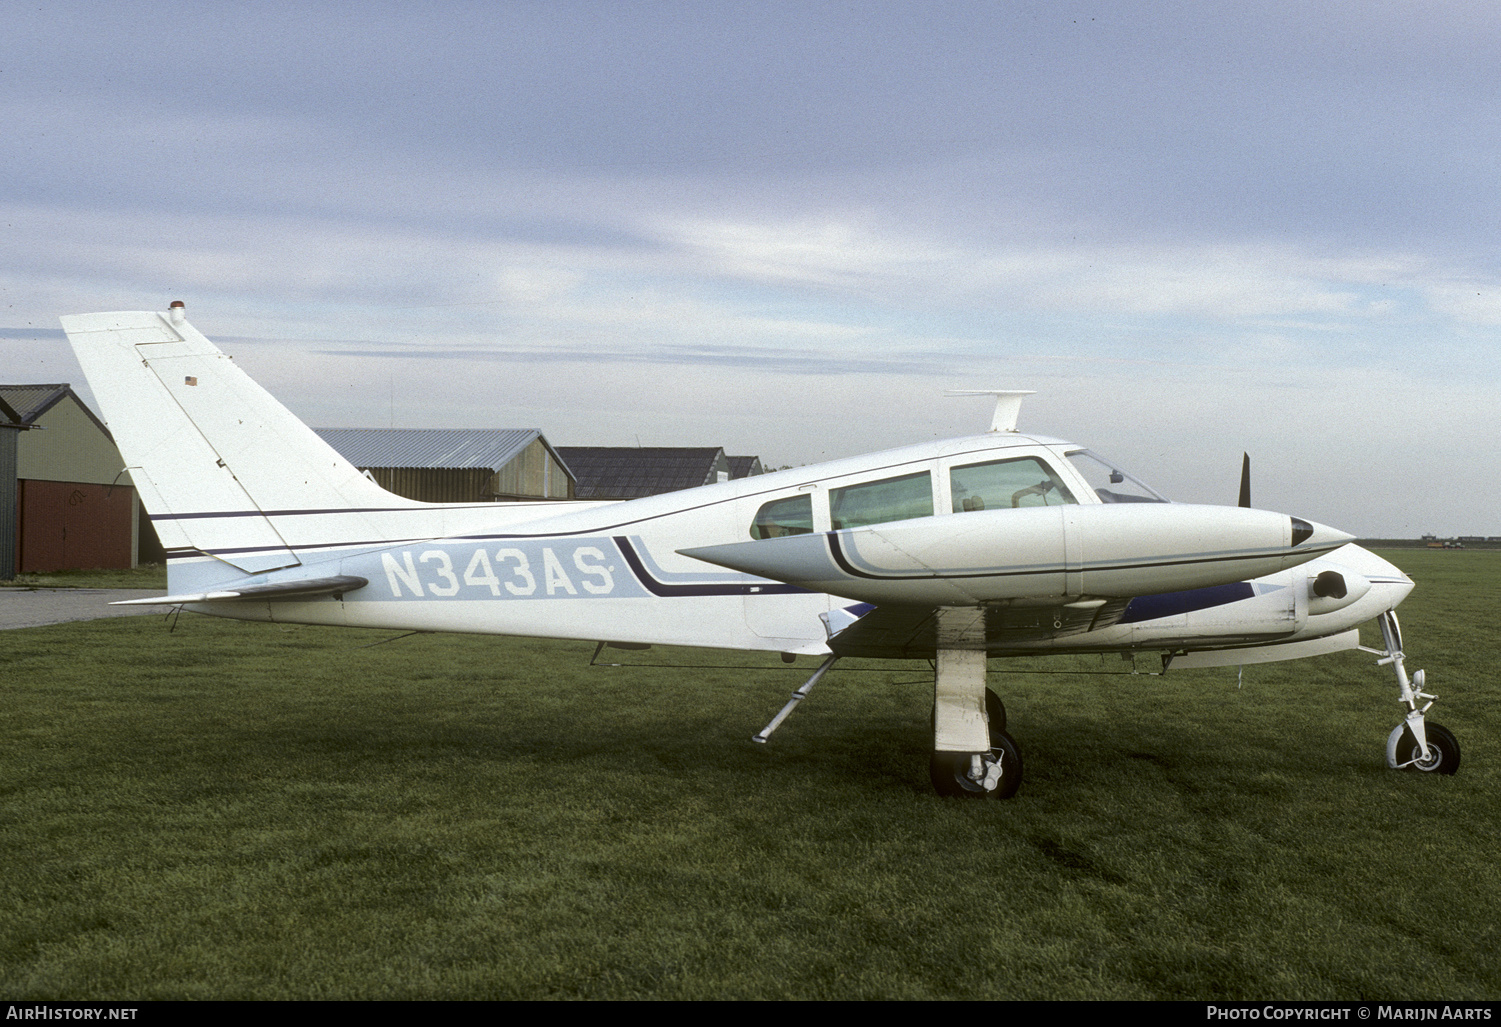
[1238,453,1251,509]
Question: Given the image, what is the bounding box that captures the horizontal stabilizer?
[111,575,369,606]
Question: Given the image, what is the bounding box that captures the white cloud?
[1422,280,1501,327]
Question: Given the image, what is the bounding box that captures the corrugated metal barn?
[554,447,732,500]
[0,384,164,574]
[314,428,575,503]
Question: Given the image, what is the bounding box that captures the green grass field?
[0,565,168,590]
[2,551,1497,999]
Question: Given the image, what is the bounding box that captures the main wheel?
[986,688,1007,733]
[1386,721,1461,775]
[929,729,1023,799]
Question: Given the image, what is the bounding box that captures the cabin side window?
[950,457,1077,512]
[750,494,814,539]
[829,471,934,530]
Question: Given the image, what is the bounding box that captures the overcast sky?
[3,1,1498,536]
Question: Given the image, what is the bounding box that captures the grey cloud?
[314,344,939,377]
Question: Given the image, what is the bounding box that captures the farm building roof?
[0,384,110,436]
[728,456,764,479]
[554,447,728,500]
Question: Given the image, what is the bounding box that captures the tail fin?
[61,306,413,573]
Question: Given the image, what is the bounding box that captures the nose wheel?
[1387,721,1461,774]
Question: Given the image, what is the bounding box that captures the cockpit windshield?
[1066,450,1169,504]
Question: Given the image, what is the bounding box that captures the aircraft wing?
[824,598,1132,659]
[110,575,369,606]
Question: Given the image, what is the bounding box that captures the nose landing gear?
[1368,610,1461,775]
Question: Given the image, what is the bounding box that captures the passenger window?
[830,471,933,530]
[950,457,1076,512]
[750,494,814,539]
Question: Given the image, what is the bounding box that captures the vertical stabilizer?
[60,307,414,573]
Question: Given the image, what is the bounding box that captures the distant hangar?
[1,383,164,576]
[312,428,576,503]
[311,432,766,505]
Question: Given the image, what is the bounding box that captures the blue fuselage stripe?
[614,537,807,597]
[1119,582,1257,623]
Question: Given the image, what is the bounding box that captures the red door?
[17,480,135,572]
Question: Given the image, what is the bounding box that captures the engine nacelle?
[1304,566,1372,616]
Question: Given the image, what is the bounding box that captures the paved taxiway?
[0,589,167,631]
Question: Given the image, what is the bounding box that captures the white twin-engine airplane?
[61,304,1460,798]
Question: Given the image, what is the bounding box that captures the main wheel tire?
[929,729,1024,799]
[1386,721,1461,775]
[930,688,1007,733]
[986,688,1007,733]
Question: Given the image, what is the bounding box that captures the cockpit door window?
[950,457,1077,512]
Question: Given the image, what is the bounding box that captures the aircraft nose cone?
[1362,549,1414,586]
[1346,547,1415,608]
[1290,516,1355,549]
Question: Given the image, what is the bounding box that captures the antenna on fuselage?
[945,390,1036,433]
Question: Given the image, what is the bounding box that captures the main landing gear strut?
[929,686,1021,799]
[1367,610,1460,775]
[929,647,1022,799]
[751,648,1023,798]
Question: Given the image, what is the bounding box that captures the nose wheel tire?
[1386,722,1461,775]
[930,729,1023,799]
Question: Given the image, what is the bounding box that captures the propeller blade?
[1238,453,1251,508]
